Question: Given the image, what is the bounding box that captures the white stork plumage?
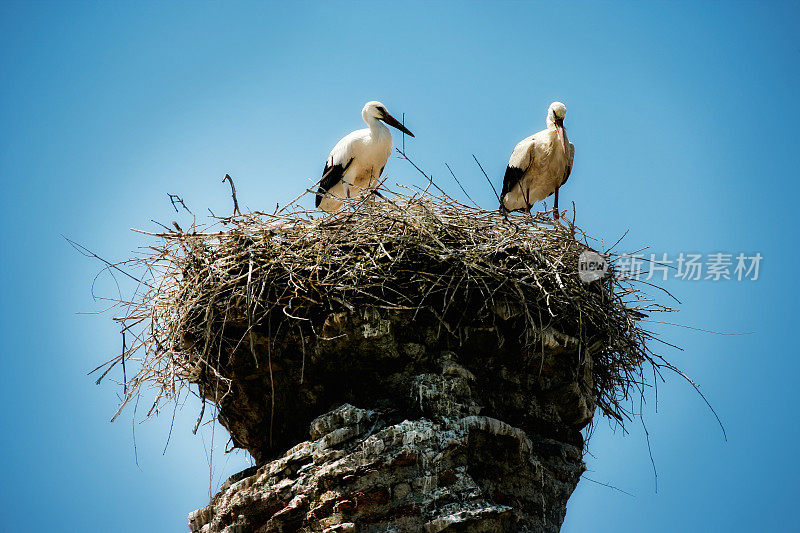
[500,101,575,219]
[316,101,414,212]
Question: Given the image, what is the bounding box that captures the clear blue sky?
[1,1,798,531]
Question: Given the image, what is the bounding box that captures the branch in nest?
[222,174,241,216]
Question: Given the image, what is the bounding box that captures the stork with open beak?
[500,101,575,219]
[316,101,414,212]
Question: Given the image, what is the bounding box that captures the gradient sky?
[1,1,798,531]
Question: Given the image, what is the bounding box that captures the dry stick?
[652,361,661,417]
[581,475,635,497]
[168,193,193,215]
[275,166,338,215]
[640,411,658,493]
[472,154,500,203]
[569,201,578,240]
[402,112,406,153]
[121,331,127,394]
[641,320,751,335]
[395,148,452,204]
[222,174,241,216]
[209,404,216,498]
[661,359,728,441]
[151,219,173,233]
[64,236,149,286]
[162,396,179,455]
[606,229,630,254]
[131,393,142,470]
[445,162,481,209]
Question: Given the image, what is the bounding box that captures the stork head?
[546,102,568,153]
[362,101,414,137]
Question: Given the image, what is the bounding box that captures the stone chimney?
[188,308,594,532]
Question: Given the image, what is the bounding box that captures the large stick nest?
[100,185,674,432]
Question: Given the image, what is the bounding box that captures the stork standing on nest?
[500,102,575,219]
[316,101,414,212]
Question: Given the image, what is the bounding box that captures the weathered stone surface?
[189,308,594,532]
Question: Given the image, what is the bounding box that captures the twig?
[472,154,500,203]
[222,174,241,216]
[162,398,178,455]
[275,169,334,215]
[193,400,206,435]
[640,413,658,493]
[121,331,127,394]
[402,112,406,153]
[581,475,635,497]
[168,193,193,215]
[64,236,148,286]
[132,394,142,470]
[445,162,480,209]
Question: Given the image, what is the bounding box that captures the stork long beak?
[555,118,567,154]
[381,112,415,137]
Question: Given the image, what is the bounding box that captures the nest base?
[189,309,592,532]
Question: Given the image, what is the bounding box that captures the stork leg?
[523,188,532,217]
[553,187,560,220]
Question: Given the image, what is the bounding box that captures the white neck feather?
[365,114,390,138]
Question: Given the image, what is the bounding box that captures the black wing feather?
[315,157,353,207]
[561,163,572,187]
[501,146,533,202]
[561,144,573,187]
[501,165,525,199]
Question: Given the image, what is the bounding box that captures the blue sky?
[1,1,798,531]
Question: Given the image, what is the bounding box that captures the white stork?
[316,101,414,212]
[500,101,575,219]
